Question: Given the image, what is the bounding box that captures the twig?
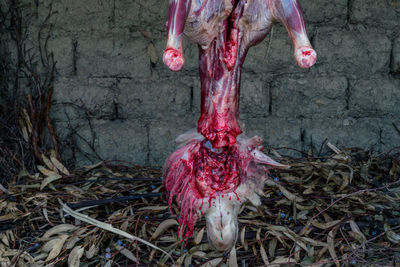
[67,192,162,209]
[45,83,61,159]
[60,200,175,264]
[300,179,400,236]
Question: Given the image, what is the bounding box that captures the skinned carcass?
[163,0,316,252]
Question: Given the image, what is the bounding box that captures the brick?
[38,0,113,33]
[263,117,304,155]
[301,118,381,153]
[116,76,192,120]
[149,116,197,166]
[244,25,298,74]
[314,27,391,76]
[47,36,74,76]
[239,73,270,117]
[350,0,400,30]
[301,0,348,25]
[271,75,348,118]
[51,77,116,121]
[76,30,150,78]
[379,118,400,150]
[349,76,400,117]
[115,0,168,30]
[75,119,148,165]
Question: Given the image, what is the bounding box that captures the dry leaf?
[327,228,339,267]
[116,245,138,263]
[271,257,297,265]
[385,223,400,244]
[260,244,269,265]
[68,246,84,267]
[37,165,58,177]
[45,234,69,262]
[184,254,192,267]
[175,253,186,267]
[228,246,238,267]
[139,206,168,211]
[240,226,248,251]
[349,220,366,243]
[61,202,174,263]
[268,238,277,259]
[312,220,341,230]
[42,155,58,173]
[148,42,158,64]
[85,244,98,259]
[40,173,62,190]
[21,124,29,142]
[42,238,60,253]
[277,184,305,202]
[42,224,77,239]
[51,156,70,175]
[150,219,178,241]
[0,233,9,247]
[201,258,223,267]
[194,227,205,245]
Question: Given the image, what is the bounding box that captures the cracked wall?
[8,0,399,167]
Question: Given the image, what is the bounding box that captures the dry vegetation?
[0,146,400,266]
[1,1,400,266]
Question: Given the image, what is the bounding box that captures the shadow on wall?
[7,0,398,167]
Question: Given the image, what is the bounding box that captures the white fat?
[175,129,204,148]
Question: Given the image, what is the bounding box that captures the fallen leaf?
[327,228,339,267]
[45,234,69,262]
[150,219,178,241]
[68,246,84,267]
[148,42,158,64]
[42,155,58,173]
[40,173,62,190]
[51,156,70,175]
[228,246,238,267]
[85,244,98,259]
[37,165,58,177]
[42,224,78,239]
[260,244,269,265]
[194,227,205,245]
[240,226,248,251]
[116,245,138,263]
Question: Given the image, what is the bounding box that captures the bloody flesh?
[163,0,316,250]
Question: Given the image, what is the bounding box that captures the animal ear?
[251,149,290,169]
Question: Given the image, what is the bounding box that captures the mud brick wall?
[5,0,399,167]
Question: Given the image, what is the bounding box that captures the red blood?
[302,50,311,56]
[163,132,264,240]
[163,48,185,72]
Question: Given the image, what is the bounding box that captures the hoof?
[163,48,185,72]
[295,46,317,69]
